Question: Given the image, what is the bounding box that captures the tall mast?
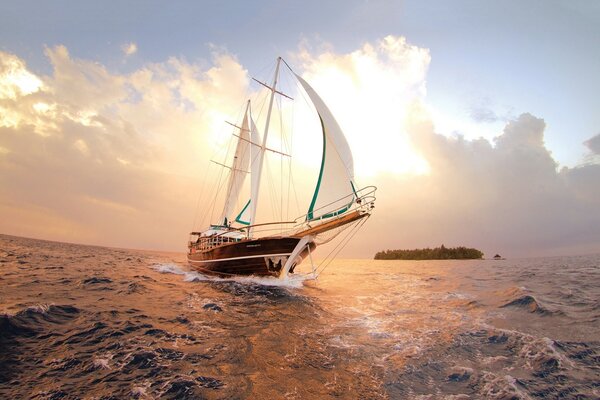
[248,57,281,237]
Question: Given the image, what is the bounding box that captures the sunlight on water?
[1,234,599,399]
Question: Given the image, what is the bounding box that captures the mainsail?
[294,74,356,220]
[234,111,262,226]
[219,105,251,226]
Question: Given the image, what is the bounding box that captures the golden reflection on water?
[2,236,599,399]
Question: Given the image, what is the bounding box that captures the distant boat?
[187,57,376,279]
[493,254,505,260]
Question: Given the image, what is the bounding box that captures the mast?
[248,57,281,237]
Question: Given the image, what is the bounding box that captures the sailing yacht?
[187,57,376,278]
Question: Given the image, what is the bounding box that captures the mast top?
[251,58,292,100]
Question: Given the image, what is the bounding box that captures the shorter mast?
[248,57,282,237]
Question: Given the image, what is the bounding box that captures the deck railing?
[189,185,376,252]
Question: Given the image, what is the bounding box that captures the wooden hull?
[187,237,315,277]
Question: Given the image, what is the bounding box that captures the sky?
[1,0,599,258]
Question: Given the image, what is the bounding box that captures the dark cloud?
[584,133,600,155]
[469,105,500,123]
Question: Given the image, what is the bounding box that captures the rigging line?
[195,99,244,229]
[280,57,295,75]
[253,59,277,86]
[323,216,369,272]
[264,156,281,222]
[196,104,240,229]
[231,133,290,157]
[287,77,302,219]
[191,155,215,231]
[252,78,293,100]
[315,215,370,277]
[208,166,226,225]
[277,92,284,228]
[208,99,247,225]
[263,86,286,226]
[251,62,275,123]
[208,102,245,225]
[286,87,294,223]
[315,218,367,278]
[197,163,215,229]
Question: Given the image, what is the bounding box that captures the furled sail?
[294,74,356,221]
[219,107,251,226]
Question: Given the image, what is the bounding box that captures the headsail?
[219,103,251,225]
[294,74,356,221]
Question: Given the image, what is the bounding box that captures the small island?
[374,245,484,260]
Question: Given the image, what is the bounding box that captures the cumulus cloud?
[0,47,249,250]
[0,53,43,99]
[347,111,600,258]
[290,37,599,257]
[121,42,138,56]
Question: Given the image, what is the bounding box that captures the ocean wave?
[81,277,112,284]
[0,304,80,338]
[122,282,148,294]
[500,294,565,316]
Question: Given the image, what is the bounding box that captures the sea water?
[1,234,598,399]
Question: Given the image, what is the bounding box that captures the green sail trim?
[307,115,356,222]
[235,199,251,225]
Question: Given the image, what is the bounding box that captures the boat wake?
[151,263,310,289]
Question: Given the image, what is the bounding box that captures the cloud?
[470,105,500,123]
[293,35,431,176]
[0,52,43,99]
[468,97,514,124]
[290,37,599,257]
[121,42,138,56]
[584,133,600,155]
[349,112,600,258]
[0,47,250,250]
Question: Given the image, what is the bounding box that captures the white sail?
[295,74,356,220]
[234,112,262,226]
[245,58,282,235]
[219,105,251,226]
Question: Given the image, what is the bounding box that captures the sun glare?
[0,56,43,99]
[298,51,431,178]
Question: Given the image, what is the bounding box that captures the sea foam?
[151,262,309,288]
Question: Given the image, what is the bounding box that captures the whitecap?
[131,386,147,397]
[93,358,111,370]
[151,262,311,288]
